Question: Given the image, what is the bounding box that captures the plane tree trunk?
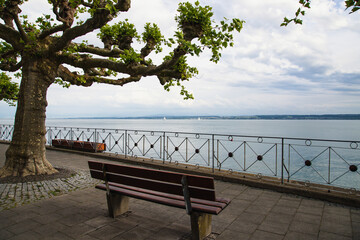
[0,58,58,177]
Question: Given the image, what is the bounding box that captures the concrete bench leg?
[190,212,212,240]
[106,192,129,218]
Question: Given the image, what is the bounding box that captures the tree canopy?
[0,0,244,102]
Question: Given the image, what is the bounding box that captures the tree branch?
[11,11,28,42]
[148,44,187,74]
[71,43,124,57]
[57,64,141,87]
[39,24,67,39]
[49,8,113,53]
[56,65,93,86]
[57,53,130,74]
[0,23,22,49]
[0,59,22,71]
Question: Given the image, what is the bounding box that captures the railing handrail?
[41,125,360,144]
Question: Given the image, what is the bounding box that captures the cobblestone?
[0,167,100,211]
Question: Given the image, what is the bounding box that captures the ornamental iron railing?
[1,124,359,191]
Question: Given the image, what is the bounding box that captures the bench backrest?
[88,161,216,201]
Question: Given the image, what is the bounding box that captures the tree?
[0,0,244,177]
[282,0,359,26]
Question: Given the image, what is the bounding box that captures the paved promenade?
[0,143,359,240]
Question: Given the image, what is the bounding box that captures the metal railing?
[1,124,359,191]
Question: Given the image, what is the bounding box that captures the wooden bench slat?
[95,184,223,215]
[90,169,216,201]
[88,161,214,189]
[103,182,228,209]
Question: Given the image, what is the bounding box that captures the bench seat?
[95,183,229,215]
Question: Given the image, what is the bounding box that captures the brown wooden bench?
[88,160,230,240]
[52,139,106,152]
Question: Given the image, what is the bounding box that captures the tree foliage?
[281,0,359,26]
[0,72,18,106]
[0,0,244,102]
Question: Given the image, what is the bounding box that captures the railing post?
[328,147,331,184]
[125,130,127,158]
[212,134,215,173]
[163,132,166,162]
[186,137,188,163]
[281,138,284,184]
[143,134,145,156]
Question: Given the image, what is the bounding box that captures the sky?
[0,0,360,118]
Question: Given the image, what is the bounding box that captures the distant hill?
[71,114,360,120]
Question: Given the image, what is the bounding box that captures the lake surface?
[1,118,359,140]
[50,119,360,141]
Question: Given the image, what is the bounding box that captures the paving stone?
[85,215,116,228]
[211,211,237,224]
[220,199,249,215]
[211,219,229,234]
[63,223,95,238]
[289,220,320,235]
[297,205,323,216]
[6,218,41,235]
[48,231,74,240]
[320,220,352,237]
[250,230,284,240]
[264,212,294,224]
[245,204,272,215]
[318,231,352,240]
[324,203,350,214]
[293,212,322,224]
[90,225,134,240]
[284,231,318,240]
[300,198,325,208]
[277,197,301,208]
[34,222,69,237]
[8,230,42,240]
[258,218,290,235]
[233,211,266,224]
[33,212,63,224]
[322,211,351,225]
[216,229,251,240]
[270,205,297,216]
[227,219,258,234]
[59,213,90,227]
[252,198,278,208]
[150,224,189,240]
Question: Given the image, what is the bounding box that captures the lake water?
[1,118,359,190]
[1,118,359,140]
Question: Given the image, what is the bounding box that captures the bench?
[52,139,106,152]
[88,160,230,240]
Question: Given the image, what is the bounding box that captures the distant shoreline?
[61,114,360,120]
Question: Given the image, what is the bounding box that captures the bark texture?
[0,58,58,177]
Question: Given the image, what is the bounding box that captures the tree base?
[1,144,58,177]
[0,164,58,177]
